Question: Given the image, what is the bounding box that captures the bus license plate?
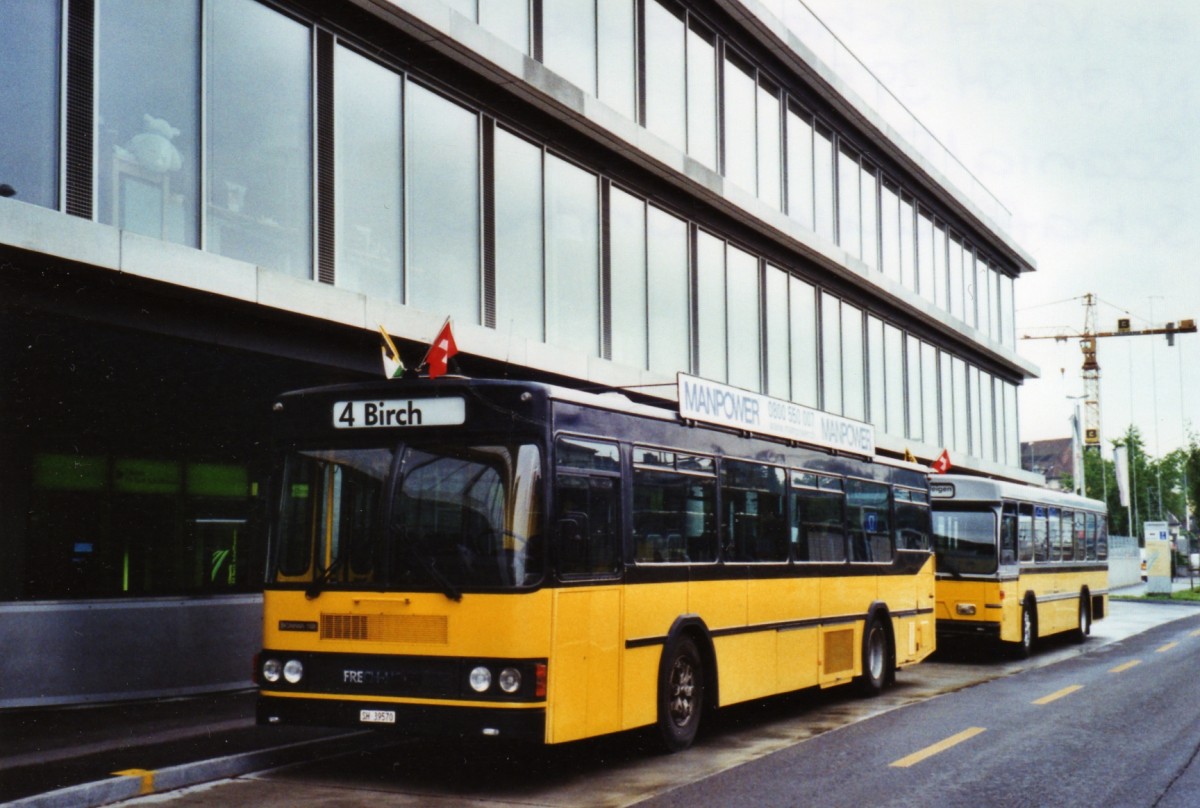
[360,709,396,724]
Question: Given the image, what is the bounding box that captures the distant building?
[1,0,1041,707]
[1022,438,1074,489]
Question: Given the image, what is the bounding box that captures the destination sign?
[677,374,875,456]
[333,397,465,429]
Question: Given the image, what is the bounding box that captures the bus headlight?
[262,658,282,683]
[956,603,977,616]
[498,667,522,694]
[283,659,304,684]
[469,666,492,692]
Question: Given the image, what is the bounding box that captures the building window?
[867,316,885,428]
[765,264,790,399]
[883,322,905,436]
[598,0,636,119]
[948,234,965,322]
[940,349,955,451]
[723,51,757,196]
[609,187,648,368]
[921,341,938,445]
[334,45,402,301]
[899,192,916,294]
[756,79,782,210]
[97,0,199,246]
[861,162,878,271]
[543,0,596,96]
[789,276,818,407]
[841,302,864,421]
[917,210,934,303]
[494,128,544,341]
[905,334,922,440]
[545,154,600,354]
[206,0,312,277]
[880,179,901,286]
[952,356,969,456]
[686,21,718,168]
[406,82,480,323]
[644,0,686,153]
[932,221,948,312]
[696,229,727,382]
[647,206,690,374]
[786,105,815,230]
[726,245,762,392]
[821,292,842,414]
[837,144,861,260]
[0,0,60,210]
[813,124,835,242]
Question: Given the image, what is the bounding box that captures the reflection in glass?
[207,0,311,276]
[98,0,199,246]
[0,1,59,209]
[696,231,727,383]
[494,129,543,342]
[647,207,690,374]
[727,246,761,392]
[545,154,599,354]
[335,46,402,301]
[644,0,686,152]
[610,188,648,368]
[407,83,480,323]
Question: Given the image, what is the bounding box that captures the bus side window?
[847,480,891,563]
[1085,512,1097,560]
[1061,510,1075,561]
[1033,506,1049,563]
[722,461,787,562]
[1000,502,1018,564]
[555,475,619,576]
[1017,503,1034,562]
[791,476,845,562]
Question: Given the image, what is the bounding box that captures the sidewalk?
[0,690,371,807]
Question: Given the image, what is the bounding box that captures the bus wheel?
[657,636,704,752]
[1073,593,1091,643]
[857,615,888,697]
[1010,600,1036,659]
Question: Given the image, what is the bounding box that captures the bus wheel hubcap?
[669,657,696,726]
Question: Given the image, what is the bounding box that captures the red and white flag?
[423,318,458,379]
[931,449,952,474]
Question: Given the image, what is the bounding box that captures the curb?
[8,731,371,808]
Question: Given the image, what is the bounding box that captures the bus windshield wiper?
[305,551,350,600]
[938,554,963,580]
[402,536,462,602]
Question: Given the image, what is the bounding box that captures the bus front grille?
[320,613,449,644]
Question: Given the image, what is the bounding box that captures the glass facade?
[0,0,1032,561]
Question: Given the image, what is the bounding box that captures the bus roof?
[930,473,1106,512]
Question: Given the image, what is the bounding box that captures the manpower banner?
[676,374,875,457]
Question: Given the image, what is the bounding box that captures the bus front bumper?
[935,619,1001,642]
[257,694,546,743]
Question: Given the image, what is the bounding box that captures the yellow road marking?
[1032,684,1083,705]
[1157,642,1179,653]
[890,727,986,768]
[114,768,156,796]
[1109,660,1142,674]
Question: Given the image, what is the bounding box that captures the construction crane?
[1022,293,1196,451]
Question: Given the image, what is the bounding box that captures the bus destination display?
[333,397,466,429]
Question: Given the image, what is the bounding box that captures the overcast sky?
[801,0,1200,460]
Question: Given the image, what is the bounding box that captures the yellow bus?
[256,374,936,750]
[931,474,1108,657]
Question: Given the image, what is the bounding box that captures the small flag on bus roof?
[422,318,458,380]
[379,325,405,379]
[903,448,917,463]
[931,449,952,474]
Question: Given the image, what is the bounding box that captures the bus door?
[549,437,623,743]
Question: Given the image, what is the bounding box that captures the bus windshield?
[272,441,543,593]
[932,508,998,575]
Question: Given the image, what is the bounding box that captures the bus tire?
[856,614,889,697]
[1073,591,1091,643]
[1009,598,1036,659]
[656,635,705,753]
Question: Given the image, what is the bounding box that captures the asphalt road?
[120,606,1200,807]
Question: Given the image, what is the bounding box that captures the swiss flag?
[423,319,458,379]
[931,449,952,474]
